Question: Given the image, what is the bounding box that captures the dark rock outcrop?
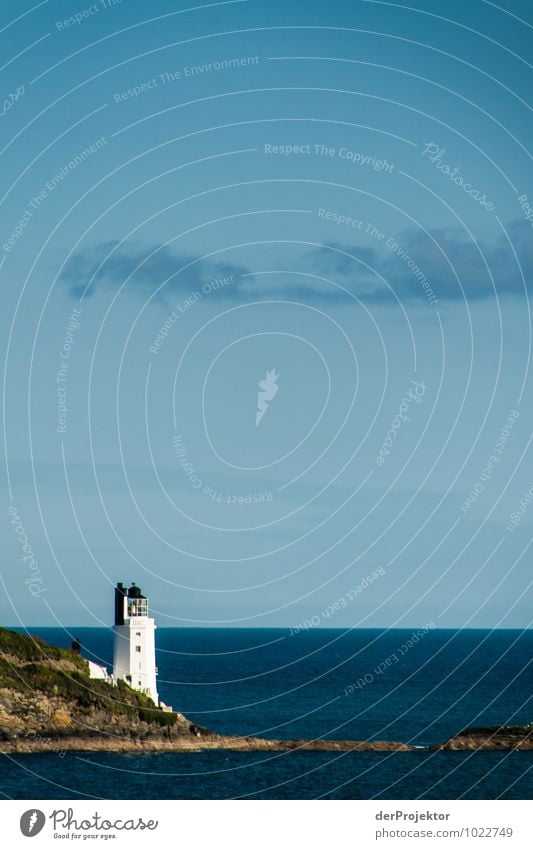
[430,724,533,752]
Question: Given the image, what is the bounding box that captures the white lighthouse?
[112,581,159,705]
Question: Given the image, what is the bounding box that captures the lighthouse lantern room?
[112,581,159,705]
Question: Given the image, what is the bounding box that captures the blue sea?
[1,628,531,799]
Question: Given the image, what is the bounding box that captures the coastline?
[1,629,531,758]
[2,726,532,755]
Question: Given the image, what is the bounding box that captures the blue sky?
[1,0,532,628]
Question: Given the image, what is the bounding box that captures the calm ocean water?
[1,628,532,799]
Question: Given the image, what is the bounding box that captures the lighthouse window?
[135,632,141,637]
[128,599,148,617]
[135,645,141,652]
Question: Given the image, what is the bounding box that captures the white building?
[112,581,159,705]
[87,659,113,682]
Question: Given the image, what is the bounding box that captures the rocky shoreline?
[1,628,531,756]
[0,736,412,754]
[2,726,532,756]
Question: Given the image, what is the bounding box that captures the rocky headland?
[0,628,531,755]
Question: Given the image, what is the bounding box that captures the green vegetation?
[0,627,87,666]
[0,628,177,728]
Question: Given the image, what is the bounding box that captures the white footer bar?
[3,799,531,848]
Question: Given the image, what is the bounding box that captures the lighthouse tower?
[112,582,159,705]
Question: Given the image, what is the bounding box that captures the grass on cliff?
[0,627,87,666]
[0,628,177,728]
